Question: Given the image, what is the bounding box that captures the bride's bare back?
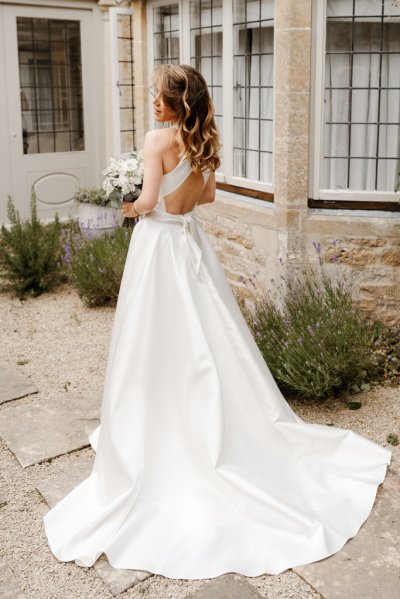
[159,127,215,215]
[136,126,216,217]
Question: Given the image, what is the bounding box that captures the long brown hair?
[151,63,221,174]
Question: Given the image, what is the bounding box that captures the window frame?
[146,0,181,70]
[110,5,135,158]
[309,0,400,205]
[146,0,275,197]
[146,0,182,97]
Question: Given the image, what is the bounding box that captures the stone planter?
[77,203,122,237]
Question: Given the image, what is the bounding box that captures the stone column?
[98,0,119,161]
[273,0,312,272]
[131,0,150,149]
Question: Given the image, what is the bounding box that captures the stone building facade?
[1,0,399,323]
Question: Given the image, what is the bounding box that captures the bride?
[43,63,391,579]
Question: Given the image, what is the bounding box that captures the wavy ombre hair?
[151,63,221,174]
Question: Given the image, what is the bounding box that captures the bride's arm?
[131,130,164,216]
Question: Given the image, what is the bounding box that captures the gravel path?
[1,282,397,598]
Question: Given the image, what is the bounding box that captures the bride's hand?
[121,201,137,218]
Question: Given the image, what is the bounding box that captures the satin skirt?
[43,206,392,579]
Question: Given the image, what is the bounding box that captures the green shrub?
[66,225,133,307]
[0,192,63,298]
[242,245,374,399]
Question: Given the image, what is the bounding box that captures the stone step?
[183,574,264,599]
[0,391,100,467]
[37,455,94,508]
[0,366,38,405]
[293,485,400,599]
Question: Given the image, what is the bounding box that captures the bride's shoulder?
[145,127,173,139]
[144,128,162,141]
[145,127,162,135]
[143,129,175,171]
[144,128,173,149]
[144,128,177,163]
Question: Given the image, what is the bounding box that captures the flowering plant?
[102,150,144,225]
[240,240,373,400]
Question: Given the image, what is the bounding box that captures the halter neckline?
[163,156,186,178]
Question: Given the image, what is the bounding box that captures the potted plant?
[73,188,121,237]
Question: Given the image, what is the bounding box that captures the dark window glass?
[323,0,400,191]
[17,17,84,154]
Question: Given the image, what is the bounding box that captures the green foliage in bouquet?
[0,192,63,298]
[242,244,374,400]
[67,225,134,307]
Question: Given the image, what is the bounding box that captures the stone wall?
[196,197,279,304]
[196,200,400,326]
[303,214,400,325]
[196,0,400,326]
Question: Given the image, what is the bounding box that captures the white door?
[0,3,101,224]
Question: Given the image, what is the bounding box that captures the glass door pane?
[17,16,84,154]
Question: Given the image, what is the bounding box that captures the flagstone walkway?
[1,287,399,598]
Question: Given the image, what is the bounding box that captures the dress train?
[43,156,391,579]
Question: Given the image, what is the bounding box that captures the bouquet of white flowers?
[102,149,144,226]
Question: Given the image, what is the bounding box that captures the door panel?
[1,4,99,223]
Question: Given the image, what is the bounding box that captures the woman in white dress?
[43,64,391,579]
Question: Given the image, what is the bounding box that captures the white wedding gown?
[43,156,392,579]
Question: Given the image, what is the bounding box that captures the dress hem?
[44,452,391,580]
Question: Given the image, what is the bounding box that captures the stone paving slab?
[382,465,400,502]
[93,557,152,597]
[293,485,400,599]
[36,456,94,507]
[0,391,101,468]
[184,574,263,599]
[0,559,24,598]
[37,455,152,596]
[0,366,38,405]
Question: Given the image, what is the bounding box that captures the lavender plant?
[242,243,373,399]
[61,224,134,307]
[58,219,86,280]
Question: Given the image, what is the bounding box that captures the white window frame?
[146,0,274,194]
[146,0,183,71]
[110,5,134,158]
[309,0,400,203]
